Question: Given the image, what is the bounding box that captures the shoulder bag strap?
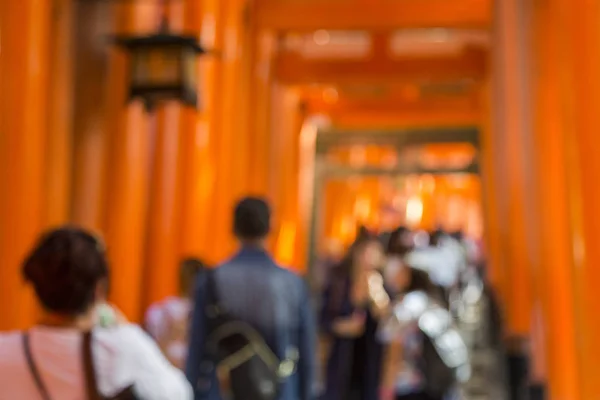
[202,269,224,361]
[82,331,102,400]
[22,332,52,400]
[205,269,219,310]
[205,269,225,324]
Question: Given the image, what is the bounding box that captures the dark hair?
[403,267,436,294]
[387,226,412,256]
[450,230,464,242]
[429,228,447,247]
[22,227,108,316]
[179,258,205,296]
[332,233,379,279]
[403,267,448,307]
[356,225,370,240]
[233,197,271,240]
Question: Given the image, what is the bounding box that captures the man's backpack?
[203,270,297,400]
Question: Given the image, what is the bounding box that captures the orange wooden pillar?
[270,85,304,268]
[71,2,113,231]
[248,31,276,196]
[551,0,600,396]
[489,0,597,397]
[144,102,184,306]
[327,181,357,248]
[241,4,277,200]
[45,0,74,227]
[322,179,350,250]
[207,0,256,262]
[296,116,325,267]
[144,0,228,306]
[211,0,236,262]
[102,3,155,321]
[0,0,52,329]
[492,0,536,341]
[495,0,590,396]
[143,2,195,310]
[492,0,588,397]
[228,0,253,203]
[527,1,581,395]
[178,0,223,261]
[478,78,507,303]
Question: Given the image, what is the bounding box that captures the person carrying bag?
[186,198,316,400]
[0,227,192,400]
[202,270,298,400]
[22,331,136,400]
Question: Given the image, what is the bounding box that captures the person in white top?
[404,234,465,290]
[0,227,192,400]
[145,258,205,369]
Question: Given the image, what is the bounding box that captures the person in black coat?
[320,233,389,400]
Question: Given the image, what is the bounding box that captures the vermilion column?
[103,3,155,321]
[229,0,252,203]
[492,0,536,339]
[553,0,600,397]
[178,0,222,262]
[527,1,581,394]
[0,0,52,329]
[322,180,343,250]
[143,3,194,311]
[248,31,276,196]
[269,85,304,268]
[45,0,73,227]
[71,1,111,231]
[509,0,586,397]
[206,0,257,262]
[478,78,508,312]
[144,104,184,306]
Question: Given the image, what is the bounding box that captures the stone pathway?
[457,296,507,400]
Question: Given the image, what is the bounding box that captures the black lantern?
[113,26,205,109]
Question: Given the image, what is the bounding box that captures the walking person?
[379,260,469,400]
[319,233,390,400]
[146,258,206,369]
[0,227,192,399]
[186,197,317,400]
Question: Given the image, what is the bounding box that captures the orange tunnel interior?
[2,0,600,398]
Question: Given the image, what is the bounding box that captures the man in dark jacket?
[186,197,317,400]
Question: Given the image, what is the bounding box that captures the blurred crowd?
[0,197,493,400]
[317,226,482,400]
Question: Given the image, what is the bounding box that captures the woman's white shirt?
[0,324,193,400]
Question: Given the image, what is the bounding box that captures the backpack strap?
[82,331,102,400]
[22,332,52,400]
[205,269,225,326]
[203,269,221,354]
[205,269,220,311]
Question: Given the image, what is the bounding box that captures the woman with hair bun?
[0,227,192,399]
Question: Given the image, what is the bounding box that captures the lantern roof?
[113,33,206,53]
